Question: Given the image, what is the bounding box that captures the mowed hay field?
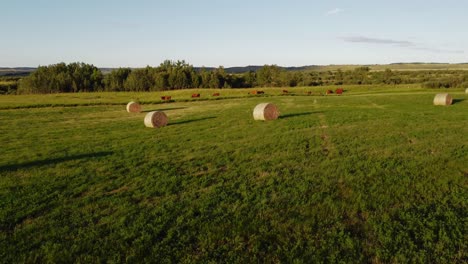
[0,86,467,262]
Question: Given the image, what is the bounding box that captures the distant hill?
[0,67,36,77]
[195,65,319,73]
[2,63,468,76]
[312,63,468,72]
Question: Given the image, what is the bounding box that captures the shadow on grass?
[142,107,187,113]
[452,99,465,104]
[281,111,322,119]
[0,151,113,172]
[170,116,216,126]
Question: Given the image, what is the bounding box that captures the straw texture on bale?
[144,111,168,128]
[253,103,280,121]
[433,93,453,106]
[126,101,141,113]
[465,88,468,94]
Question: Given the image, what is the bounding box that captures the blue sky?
[1,0,467,67]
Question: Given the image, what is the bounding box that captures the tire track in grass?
[362,97,385,109]
[318,113,334,157]
[306,99,335,159]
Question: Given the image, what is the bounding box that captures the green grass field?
[0,86,467,262]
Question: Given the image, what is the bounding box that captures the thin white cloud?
[326,8,343,16]
[341,35,464,54]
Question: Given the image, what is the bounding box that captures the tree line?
[9,61,468,94]
[17,62,103,94]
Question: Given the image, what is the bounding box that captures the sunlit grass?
[0,88,466,262]
[0,84,442,109]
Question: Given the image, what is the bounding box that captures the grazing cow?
[326,90,333,95]
[282,89,288,94]
[191,93,200,98]
[212,93,220,96]
[161,96,171,100]
[335,88,344,95]
[250,90,264,95]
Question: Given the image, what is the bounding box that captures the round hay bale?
[433,93,453,106]
[126,101,141,113]
[253,103,280,121]
[465,88,468,94]
[144,111,168,128]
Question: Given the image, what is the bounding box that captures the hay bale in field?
[144,111,168,128]
[465,88,468,94]
[126,101,141,113]
[433,93,453,106]
[253,103,280,121]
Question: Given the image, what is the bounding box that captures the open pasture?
[0,87,467,262]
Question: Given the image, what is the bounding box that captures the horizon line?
[2,61,468,69]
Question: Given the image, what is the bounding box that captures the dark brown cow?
[250,90,265,95]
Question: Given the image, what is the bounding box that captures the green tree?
[256,65,283,87]
[200,68,211,88]
[104,68,131,91]
[243,71,256,88]
[18,62,102,94]
[334,69,344,85]
[157,60,197,89]
[209,67,227,88]
[124,67,152,91]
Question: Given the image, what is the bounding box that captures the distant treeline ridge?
[3,60,468,94]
